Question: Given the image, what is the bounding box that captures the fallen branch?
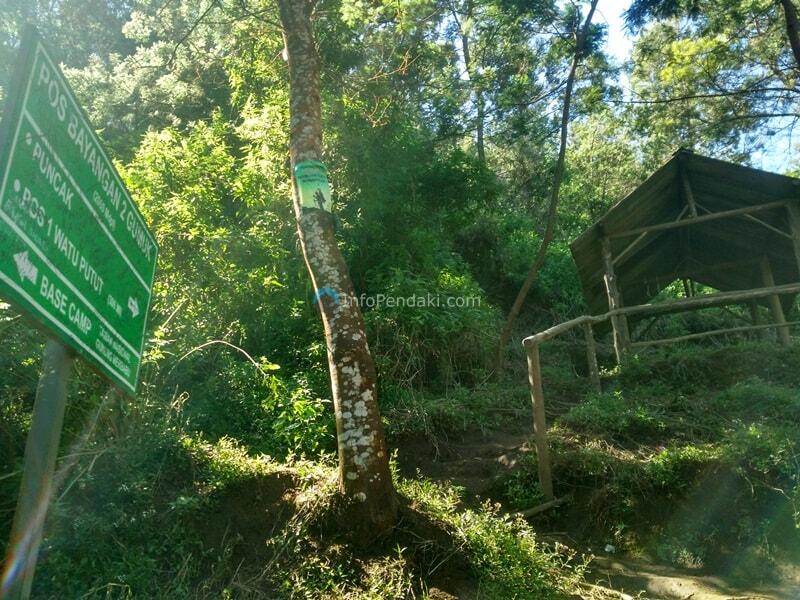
[175,339,275,378]
[514,494,572,518]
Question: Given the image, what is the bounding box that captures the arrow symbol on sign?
[13,251,38,285]
[128,297,140,318]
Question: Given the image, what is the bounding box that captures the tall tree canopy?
[2,0,800,594]
[622,0,800,166]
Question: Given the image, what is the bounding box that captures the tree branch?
[495,0,600,374]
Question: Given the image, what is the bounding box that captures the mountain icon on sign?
[13,251,38,285]
[128,296,140,318]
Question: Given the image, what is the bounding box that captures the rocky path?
[396,428,797,600]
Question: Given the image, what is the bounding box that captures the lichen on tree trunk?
[276,0,397,537]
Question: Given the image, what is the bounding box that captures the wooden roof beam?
[694,200,793,241]
[679,157,698,217]
[638,257,761,290]
[608,200,789,239]
[613,206,688,268]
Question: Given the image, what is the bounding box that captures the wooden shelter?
[521,149,800,501]
[570,148,800,358]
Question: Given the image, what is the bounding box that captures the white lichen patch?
[350,364,363,388]
[297,212,387,497]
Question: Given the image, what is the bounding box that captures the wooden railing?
[522,282,800,500]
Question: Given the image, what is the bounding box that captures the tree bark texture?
[277,0,397,536]
[780,0,800,71]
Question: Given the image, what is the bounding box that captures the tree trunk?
[476,84,486,163]
[276,0,397,538]
[780,0,800,70]
[454,0,485,162]
[494,0,599,375]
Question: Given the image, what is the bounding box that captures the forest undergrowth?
[4,334,799,598]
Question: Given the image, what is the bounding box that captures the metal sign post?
[1,340,72,599]
[0,27,158,598]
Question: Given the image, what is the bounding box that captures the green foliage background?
[1,0,800,596]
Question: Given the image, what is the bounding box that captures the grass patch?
[26,414,593,599]
[397,476,586,599]
[382,382,531,443]
[498,342,800,582]
[561,391,666,441]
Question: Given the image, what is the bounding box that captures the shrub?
[397,477,583,599]
[713,379,800,423]
[562,390,665,439]
[643,444,720,488]
[180,355,333,458]
[364,265,499,388]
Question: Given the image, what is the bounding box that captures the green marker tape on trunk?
[295,160,331,212]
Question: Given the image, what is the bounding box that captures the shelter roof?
[570,149,800,315]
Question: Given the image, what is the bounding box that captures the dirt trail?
[589,555,792,600]
[396,430,532,506]
[396,428,798,600]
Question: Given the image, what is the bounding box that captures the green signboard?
[0,28,158,394]
[295,160,332,212]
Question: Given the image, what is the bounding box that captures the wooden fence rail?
[522,282,800,500]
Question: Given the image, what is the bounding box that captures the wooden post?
[525,343,553,500]
[786,201,800,278]
[748,300,760,326]
[681,278,693,298]
[601,236,630,362]
[760,256,791,345]
[784,201,800,341]
[582,322,601,393]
